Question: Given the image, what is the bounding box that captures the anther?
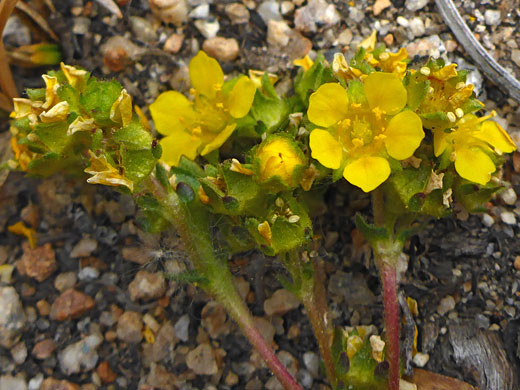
[455,108,464,118]
[420,67,431,76]
[455,82,465,90]
[447,112,456,122]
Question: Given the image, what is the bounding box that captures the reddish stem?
[380,262,400,390]
[237,315,302,390]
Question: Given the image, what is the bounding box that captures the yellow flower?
[255,137,306,188]
[308,72,424,192]
[293,55,314,71]
[434,112,516,185]
[149,51,256,166]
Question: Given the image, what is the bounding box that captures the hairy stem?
[301,257,337,388]
[158,186,301,390]
[379,261,400,390]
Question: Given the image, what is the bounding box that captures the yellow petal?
[384,110,424,160]
[433,130,449,157]
[309,129,343,169]
[308,83,349,127]
[39,101,69,122]
[42,75,59,109]
[431,63,457,80]
[475,121,516,154]
[359,30,377,51]
[110,89,133,127]
[68,116,96,135]
[85,151,134,191]
[149,91,195,136]
[227,76,256,118]
[293,55,314,71]
[189,51,224,99]
[8,221,37,248]
[364,72,407,115]
[248,70,278,89]
[61,62,88,88]
[343,156,391,192]
[454,147,496,185]
[200,123,236,155]
[160,133,202,166]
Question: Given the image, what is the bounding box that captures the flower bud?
[254,136,306,189]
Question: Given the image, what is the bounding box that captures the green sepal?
[91,128,103,151]
[113,120,153,150]
[347,80,367,105]
[354,214,389,244]
[385,164,431,209]
[25,88,46,102]
[453,180,501,212]
[79,78,122,126]
[152,141,162,159]
[460,97,485,115]
[33,121,69,154]
[155,163,171,192]
[294,54,335,106]
[120,148,156,183]
[405,73,429,111]
[57,84,81,113]
[10,117,32,134]
[17,136,47,154]
[250,73,289,132]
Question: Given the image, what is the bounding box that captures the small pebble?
[128,271,166,301]
[149,0,188,26]
[194,19,220,39]
[511,49,520,67]
[59,334,103,375]
[163,34,184,54]
[10,341,27,365]
[225,3,249,24]
[500,211,516,225]
[0,375,27,390]
[70,238,98,258]
[257,0,281,23]
[186,343,218,375]
[202,37,239,62]
[117,311,143,343]
[129,16,157,42]
[264,289,300,316]
[484,9,501,26]
[513,255,520,271]
[303,351,320,378]
[50,289,94,321]
[0,287,26,348]
[174,315,190,342]
[499,187,517,205]
[406,0,428,12]
[189,4,209,19]
[412,352,430,367]
[482,213,495,227]
[437,295,456,315]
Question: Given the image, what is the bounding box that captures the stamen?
[455,82,465,90]
[352,138,364,147]
[455,108,464,118]
[379,52,390,61]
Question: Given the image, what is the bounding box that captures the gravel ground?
[1,0,520,389]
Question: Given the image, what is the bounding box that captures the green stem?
[158,187,301,390]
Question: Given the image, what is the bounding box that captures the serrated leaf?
[406,74,429,111]
[387,165,431,208]
[57,84,81,113]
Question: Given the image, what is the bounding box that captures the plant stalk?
[301,257,337,388]
[371,188,401,390]
[158,185,301,390]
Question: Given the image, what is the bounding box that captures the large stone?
[50,289,95,321]
[0,286,26,348]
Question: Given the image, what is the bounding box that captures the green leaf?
[460,97,484,114]
[10,117,32,134]
[136,195,171,233]
[165,270,209,287]
[120,148,156,182]
[294,54,335,106]
[113,121,153,150]
[354,214,389,244]
[347,80,367,105]
[155,163,171,192]
[80,78,122,126]
[176,182,195,203]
